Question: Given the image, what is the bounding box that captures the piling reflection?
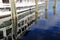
[53,7,56,15]
[45,9,48,19]
[53,0,56,16]
[45,0,49,19]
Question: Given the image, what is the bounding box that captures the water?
[23,0,60,40]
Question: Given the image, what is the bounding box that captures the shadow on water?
[22,0,60,40]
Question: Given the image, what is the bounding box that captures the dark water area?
[23,0,60,40]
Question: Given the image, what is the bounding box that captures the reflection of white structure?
[0,0,46,17]
[0,0,45,8]
[0,0,46,40]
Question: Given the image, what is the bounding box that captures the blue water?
[23,0,60,40]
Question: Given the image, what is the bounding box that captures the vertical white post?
[9,0,18,40]
[3,28,6,38]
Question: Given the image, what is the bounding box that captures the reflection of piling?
[53,0,56,8]
[9,0,18,40]
[45,9,48,19]
[53,0,56,15]
[45,0,49,19]
[53,7,56,15]
[35,0,39,24]
[45,0,49,10]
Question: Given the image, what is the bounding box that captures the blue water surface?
[23,0,60,40]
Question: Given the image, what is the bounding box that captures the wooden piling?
[9,0,18,40]
[35,0,39,24]
[45,0,49,10]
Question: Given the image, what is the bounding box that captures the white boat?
[0,0,46,40]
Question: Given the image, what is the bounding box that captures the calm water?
[23,0,60,40]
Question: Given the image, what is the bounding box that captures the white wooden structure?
[0,0,46,40]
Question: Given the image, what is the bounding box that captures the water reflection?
[53,7,56,15]
[53,0,57,15]
[45,9,48,19]
[23,0,60,40]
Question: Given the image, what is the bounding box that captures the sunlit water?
[23,0,60,40]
